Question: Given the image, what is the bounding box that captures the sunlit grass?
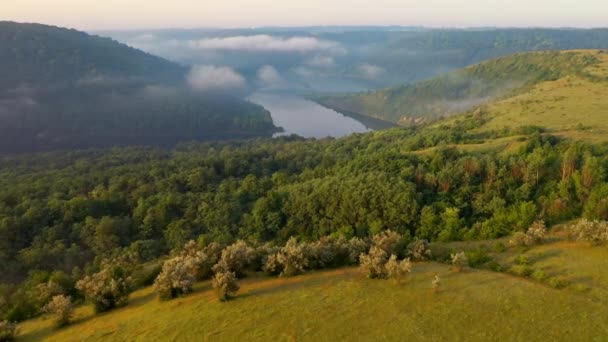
[17,241,608,341]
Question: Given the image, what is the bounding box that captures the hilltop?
[317,50,607,128]
[0,22,277,153]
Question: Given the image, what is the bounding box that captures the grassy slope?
[318,50,604,126]
[18,241,608,341]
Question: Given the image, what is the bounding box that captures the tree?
[154,256,197,300]
[276,237,309,277]
[407,238,432,261]
[212,240,254,278]
[385,255,412,284]
[75,264,130,313]
[212,272,240,301]
[43,295,73,327]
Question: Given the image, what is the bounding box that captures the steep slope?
[0,22,277,153]
[318,50,602,125]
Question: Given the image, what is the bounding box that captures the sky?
[3,0,607,30]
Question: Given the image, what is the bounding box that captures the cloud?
[188,35,344,54]
[186,65,246,92]
[358,64,385,79]
[257,65,283,87]
[307,55,335,68]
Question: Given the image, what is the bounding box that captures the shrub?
[466,249,492,268]
[212,240,254,278]
[306,237,339,269]
[548,277,569,289]
[249,243,279,272]
[359,246,389,279]
[508,232,532,247]
[492,242,507,253]
[509,265,533,277]
[531,270,548,282]
[450,251,468,272]
[345,237,369,265]
[0,321,16,342]
[154,256,198,300]
[75,265,130,313]
[569,219,608,245]
[36,280,65,306]
[181,241,214,280]
[276,237,309,277]
[487,261,503,272]
[385,255,412,284]
[372,231,408,257]
[43,295,73,327]
[526,221,548,244]
[407,238,432,261]
[514,255,530,266]
[212,272,240,301]
[262,253,283,276]
[431,275,441,293]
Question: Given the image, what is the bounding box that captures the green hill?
[16,237,608,341]
[318,50,605,126]
[0,22,277,153]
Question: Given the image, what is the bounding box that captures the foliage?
[276,238,308,277]
[431,275,442,293]
[212,272,239,301]
[407,239,432,261]
[75,264,130,313]
[450,252,468,272]
[42,295,73,327]
[0,321,16,342]
[212,241,254,278]
[154,255,199,300]
[569,219,608,244]
[385,256,412,284]
[359,247,389,279]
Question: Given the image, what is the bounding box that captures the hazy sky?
[4,0,607,30]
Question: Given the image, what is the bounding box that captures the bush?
[262,253,283,276]
[509,265,533,277]
[531,270,548,282]
[372,231,408,257]
[345,237,369,265]
[306,237,340,269]
[514,255,530,266]
[431,275,441,293]
[526,221,547,244]
[492,242,506,253]
[0,321,16,342]
[153,256,199,300]
[548,277,569,289]
[276,237,309,277]
[212,272,240,301]
[385,255,412,284]
[466,249,492,268]
[407,238,432,261]
[508,232,532,247]
[450,251,468,272]
[181,241,214,280]
[487,261,503,272]
[359,246,389,279]
[212,240,254,278]
[569,219,608,245]
[249,243,279,272]
[75,265,130,313]
[43,295,73,327]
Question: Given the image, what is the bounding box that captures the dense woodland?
[1,113,608,321]
[0,22,277,153]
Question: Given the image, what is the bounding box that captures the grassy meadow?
[17,239,608,341]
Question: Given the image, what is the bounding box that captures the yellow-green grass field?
[17,240,608,341]
[478,51,608,142]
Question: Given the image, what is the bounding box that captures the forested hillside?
[2,109,608,321]
[318,50,605,124]
[0,22,277,153]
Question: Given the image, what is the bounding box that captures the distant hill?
[317,50,604,125]
[0,22,277,153]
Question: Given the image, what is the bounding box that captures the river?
[247,93,373,138]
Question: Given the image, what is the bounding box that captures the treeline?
[2,120,608,320]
